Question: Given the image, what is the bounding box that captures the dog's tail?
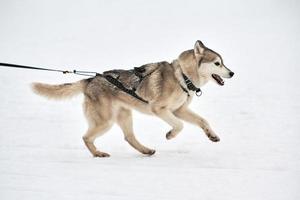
[31,79,88,100]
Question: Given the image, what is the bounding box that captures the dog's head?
[178,40,234,86]
[194,40,234,86]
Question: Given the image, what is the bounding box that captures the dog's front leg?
[174,107,220,142]
[152,107,183,139]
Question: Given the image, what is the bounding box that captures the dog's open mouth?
[212,74,224,86]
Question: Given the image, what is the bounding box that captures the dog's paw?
[142,149,156,156]
[166,131,176,140]
[93,151,110,158]
[208,134,220,142]
[148,149,156,155]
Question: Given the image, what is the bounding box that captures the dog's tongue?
[212,74,224,86]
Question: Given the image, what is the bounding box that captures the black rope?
[0,62,97,77]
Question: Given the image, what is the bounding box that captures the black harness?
[102,73,149,103]
[101,69,202,103]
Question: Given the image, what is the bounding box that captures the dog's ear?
[194,40,205,56]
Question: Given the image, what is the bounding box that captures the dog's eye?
[215,62,220,66]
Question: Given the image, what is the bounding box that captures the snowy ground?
[0,0,300,199]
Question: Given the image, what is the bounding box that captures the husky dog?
[32,40,234,157]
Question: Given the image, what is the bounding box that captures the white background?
[0,0,299,199]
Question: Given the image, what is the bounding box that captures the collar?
[171,60,203,97]
[181,72,202,96]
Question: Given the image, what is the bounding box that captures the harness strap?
[103,74,149,104]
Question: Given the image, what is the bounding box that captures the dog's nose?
[229,72,234,77]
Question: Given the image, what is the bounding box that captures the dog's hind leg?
[174,106,220,142]
[152,107,183,140]
[117,108,155,155]
[82,95,114,157]
[83,122,112,157]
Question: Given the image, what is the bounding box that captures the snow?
[0,0,300,199]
